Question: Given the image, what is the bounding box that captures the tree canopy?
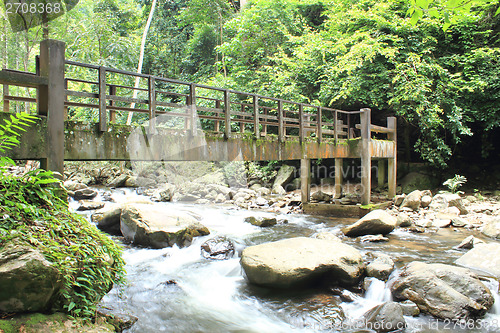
[0,0,499,168]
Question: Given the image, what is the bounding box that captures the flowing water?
[71,189,500,333]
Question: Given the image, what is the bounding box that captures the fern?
[0,112,38,165]
[443,174,467,193]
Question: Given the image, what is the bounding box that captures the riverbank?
[0,164,126,332]
[63,160,500,232]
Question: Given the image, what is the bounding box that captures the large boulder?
[390,261,494,320]
[456,243,500,278]
[400,190,422,211]
[0,243,61,313]
[363,302,407,333]
[482,217,500,239]
[240,237,364,288]
[272,165,296,188]
[400,172,438,194]
[120,203,210,248]
[342,210,397,238]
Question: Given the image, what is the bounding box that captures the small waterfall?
[484,278,500,315]
[364,277,392,303]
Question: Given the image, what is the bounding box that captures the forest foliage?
[0,0,499,168]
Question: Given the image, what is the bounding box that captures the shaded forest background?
[1,0,499,176]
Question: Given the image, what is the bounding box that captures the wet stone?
[244,216,277,227]
[201,236,235,260]
[77,200,105,211]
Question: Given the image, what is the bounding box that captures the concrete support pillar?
[378,159,386,189]
[360,108,371,205]
[334,158,343,199]
[38,39,65,178]
[387,117,397,198]
[300,158,311,203]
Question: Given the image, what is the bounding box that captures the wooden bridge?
[0,40,397,205]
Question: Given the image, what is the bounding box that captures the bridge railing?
[61,60,371,143]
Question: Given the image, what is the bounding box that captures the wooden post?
[109,85,117,123]
[189,83,197,136]
[253,95,259,138]
[300,158,311,203]
[224,90,231,139]
[2,84,9,112]
[299,104,304,142]
[334,110,338,145]
[38,39,65,178]
[215,99,221,132]
[360,108,371,205]
[317,106,322,143]
[98,66,107,132]
[335,158,343,199]
[378,159,386,188]
[148,76,156,134]
[278,100,284,142]
[387,116,397,198]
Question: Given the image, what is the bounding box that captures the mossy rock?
[0,313,115,333]
[0,243,62,313]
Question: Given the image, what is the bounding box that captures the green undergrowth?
[0,168,125,319]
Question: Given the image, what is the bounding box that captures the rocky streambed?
[63,185,500,333]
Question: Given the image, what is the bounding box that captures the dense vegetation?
[1,0,499,169]
[0,113,125,318]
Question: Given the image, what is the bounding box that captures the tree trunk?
[126,0,157,125]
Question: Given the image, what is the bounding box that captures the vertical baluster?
[224,90,231,139]
[148,76,156,134]
[253,95,259,138]
[109,84,116,123]
[317,106,322,143]
[299,103,304,142]
[278,100,284,142]
[3,84,9,113]
[189,83,197,136]
[215,99,221,133]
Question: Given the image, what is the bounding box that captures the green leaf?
[416,0,430,9]
[34,179,60,185]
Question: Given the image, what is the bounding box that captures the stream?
[71,188,500,333]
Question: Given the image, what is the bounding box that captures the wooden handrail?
[1,58,389,144]
[355,123,396,134]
